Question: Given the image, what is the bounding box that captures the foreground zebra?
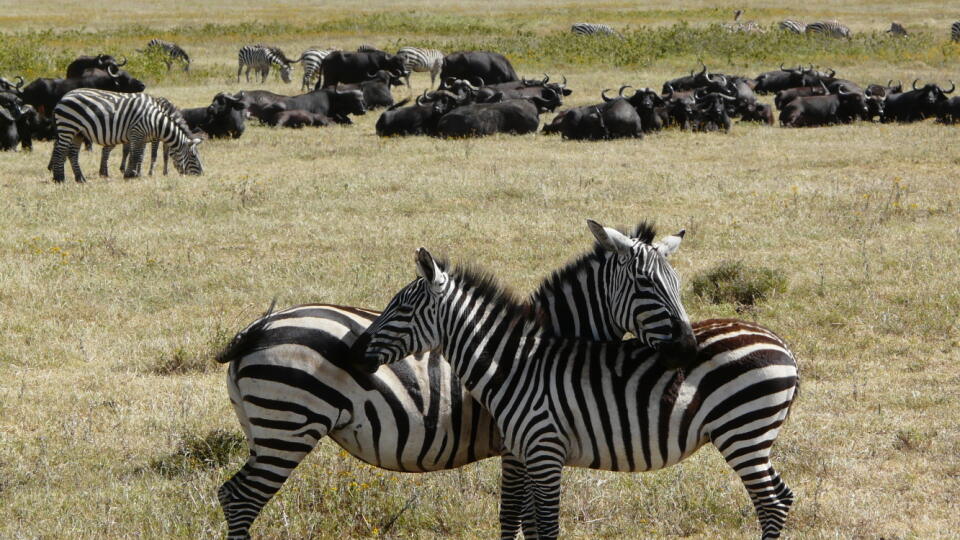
[216,220,697,539]
[48,89,202,183]
[299,48,336,91]
[100,96,193,177]
[237,45,295,83]
[571,22,619,36]
[396,47,444,86]
[805,20,852,38]
[358,248,799,540]
[145,39,190,71]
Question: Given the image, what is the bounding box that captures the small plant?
[150,429,246,477]
[148,322,232,375]
[691,260,787,305]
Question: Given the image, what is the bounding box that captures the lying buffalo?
[780,90,869,127]
[181,92,247,138]
[543,95,643,140]
[435,97,545,137]
[376,91,464,137]
[882,80,954,122]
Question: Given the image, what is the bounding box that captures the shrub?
[150,429,246,476]
[691,260,787,305]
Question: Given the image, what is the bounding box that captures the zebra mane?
[528,220,657,305]
[437,258,544,326]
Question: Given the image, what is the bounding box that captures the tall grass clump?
[691,260,787,306]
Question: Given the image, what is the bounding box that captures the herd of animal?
[0,29,959,183]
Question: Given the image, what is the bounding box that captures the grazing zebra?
[952,21,960,42]
[805,20,852,38]
[237,45,295,84]
[358,248,799,540]
[396,47,444,86]
[299,48,336,91]
[778,19,806,34]
[215,220,696,539]
[571,22,619,36]
[48,89,202,183]
[886,22,908,37]
[101,96,193,177]
[145,39,190,71]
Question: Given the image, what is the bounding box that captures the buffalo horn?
[912,79,920,90]
[618,85,635,98]
[15,75,24,89]
[827,68,836,77]
[106,64,120,77]
[541,73,549,85]
[944,81,956,94]
[601,88,614,102]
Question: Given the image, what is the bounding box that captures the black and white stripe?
[778,19,806,34]
[951,21,960,42]
[146,39,190,72]
[299,48,336,91]
[237,45,294,84]
[571,22,619,36]
[48,89,202,183]
[215,221,692,539]
[102,96,193,177]
[396,47,444,86]
[805,20,852,38]
[361,250,799,540]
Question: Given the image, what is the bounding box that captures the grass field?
[2,2,960,539]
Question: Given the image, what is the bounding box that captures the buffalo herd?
[1,48,957,161]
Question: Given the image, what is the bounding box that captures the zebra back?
[778,19,806,34]
[805,20,852,38]
[571,22,618,36]
[951,21,960,42]
[147,39,190,63]
[396,47,444,72]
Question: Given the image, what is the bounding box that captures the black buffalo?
[936,96,960,124]
[882,80,954,123]
[181,92,247,138]
[435,97,543,137]
[21,67,146,117]
[439,51,519,86]
[692,92,736,132]
[544,96,643,140]
[272,110,333,128]
[753,64,825,94]
[774,82,830,110]
[319,51,408,88]
[65,54,126,78]
[780,90,869,127]
[865,80,903,99]
[242,87,366,125]
[334,70,400,109]
[0,90,38,150]
[375,91,464,137]
[617,86,666,132]
[475,74,570,111]
[740,102,774,125]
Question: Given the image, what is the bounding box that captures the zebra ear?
[415,247,446,291]
[655,229,685,257]
[587,219,633,258]
[190,137,202,146]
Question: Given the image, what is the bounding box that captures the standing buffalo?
[319,51,408,88]
[439,51,519,86]
[65,54,126,78]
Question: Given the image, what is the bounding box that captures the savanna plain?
[1,1,959,538]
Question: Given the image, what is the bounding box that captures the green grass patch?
[150,429,246,477]
[692,260,787,306]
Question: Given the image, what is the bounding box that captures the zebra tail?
[216,299,277,363]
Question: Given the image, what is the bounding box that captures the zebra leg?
[67,139,85,183]
[148,140,159,176]
[124,138,146,179]
[500,454,540,539]
[99,146,113,177]
[162,144,170,175]
[526,452,565,539]
[120,144,129,173]
[49,133,73,183]
[237,63,243,82]
[717,437,793,538]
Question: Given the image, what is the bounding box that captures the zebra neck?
[531,255,621,341]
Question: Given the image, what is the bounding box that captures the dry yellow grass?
[2,2,960,539]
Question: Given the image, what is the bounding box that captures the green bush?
[691,260,787,305]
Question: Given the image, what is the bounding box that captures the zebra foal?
[48,89,202,183]
[145,39,190,71]
[216,220,696,539]
[396,47,444,86]
[237,45,295,83]
[358,247,800,540]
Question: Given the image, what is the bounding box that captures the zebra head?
[353,248,447,373]
[172,137,204,175]
[586,220,697,363]
[279,63,293,84]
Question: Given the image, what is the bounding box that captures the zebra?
[951,21,960,42]
[570,22,619,36]
[805,20,852,38]
[724,9,765,33]
[215,219,696,539]
[886,22,908,37]
[778,19,806,34]
[237,45,295,84]
[358,248,799,540]
[396,47,444,87]
[48,89,202,183]
[299,48,335,91]
[145,39,190,71]
[101,96,194,177]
